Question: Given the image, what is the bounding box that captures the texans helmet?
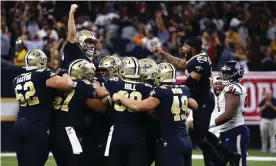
[221,61,244,83]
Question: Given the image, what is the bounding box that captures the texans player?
[153,36,240,165]
[50,59,107,166]
[113,62,198,166]
[83,56,122,166]
[13,49,74,166]
[209,61,250,166]
[103,57,152,166]
[138,58,159,166]
[59,4,100,70]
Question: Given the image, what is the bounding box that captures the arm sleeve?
[81,81,96,98]
[149,87,163,100]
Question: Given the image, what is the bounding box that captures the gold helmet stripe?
[131,57,139,76]
[68,59,85,74]
[24,50,32,67]
[168,63,176,80]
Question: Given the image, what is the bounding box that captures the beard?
[185,51,193,61]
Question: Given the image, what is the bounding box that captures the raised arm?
[152,46,187,69]
[46,73,74,90]
[67,4,78,43]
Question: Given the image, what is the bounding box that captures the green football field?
[1,150,275,166]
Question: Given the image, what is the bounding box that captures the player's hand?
[266,100,272,107]
[151,46,164,56]
[187,120,194,129]
[70,4,78,15]
[112,93,121,102]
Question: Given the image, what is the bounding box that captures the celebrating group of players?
[12,4,250,166]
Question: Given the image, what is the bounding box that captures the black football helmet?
[221,61,244,83]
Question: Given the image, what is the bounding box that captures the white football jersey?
[217,83,247,132]
[209,95,223,137]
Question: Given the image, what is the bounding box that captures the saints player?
[59,4,100,69]
[103,57,152,166]
[113,63,198,166]
[84,56,122,166]
[138,58,159,166]
[50,59,107,166]
[13,49,74,166]
[209,61,249,166]
[153,36,240,165]
[139,58,158,85]
[97,56,122,83]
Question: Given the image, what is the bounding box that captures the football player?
[103,57,152,166]
[50,59,107,166]
[13,49,74,166]
[97,56,122,83]
[187,76,225,166]
[209,61,250,166]
[152,36,240,165]
[139,58,158,85]
[112,63,198,166]
[138,58,159,166]
[59,4,100,69]
[83,56,122,166]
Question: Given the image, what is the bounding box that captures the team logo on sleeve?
[150,90,156,96]
[195,66,203,72]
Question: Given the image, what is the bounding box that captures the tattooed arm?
[152,47,187,69]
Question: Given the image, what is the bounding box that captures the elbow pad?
[185,76,198,91]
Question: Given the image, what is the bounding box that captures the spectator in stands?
[258,90,276,153]
[261,47,276,71]
[1,1,276,71]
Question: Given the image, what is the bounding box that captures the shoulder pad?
[224,83,242,95]
[144,83,153,88]
[109,77,119,82]
[196,55,209,64]
[83,80,92,85]
[159,86,167,89]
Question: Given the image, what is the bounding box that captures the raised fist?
[151,46,164,56]
[70,4,78,15]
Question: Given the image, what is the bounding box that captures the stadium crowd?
[1,1,276,71]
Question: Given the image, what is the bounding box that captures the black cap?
[184,36,202,50]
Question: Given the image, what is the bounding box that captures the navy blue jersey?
[104,77,153,126]
[185,52,212,101]
[13,68,56,124]
[150,85,190,140]
[52,79,96,128]
[59,42,98,69]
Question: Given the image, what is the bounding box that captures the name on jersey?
[16,73,31,84]
[171,88,183,94]
[124,83,136,90]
